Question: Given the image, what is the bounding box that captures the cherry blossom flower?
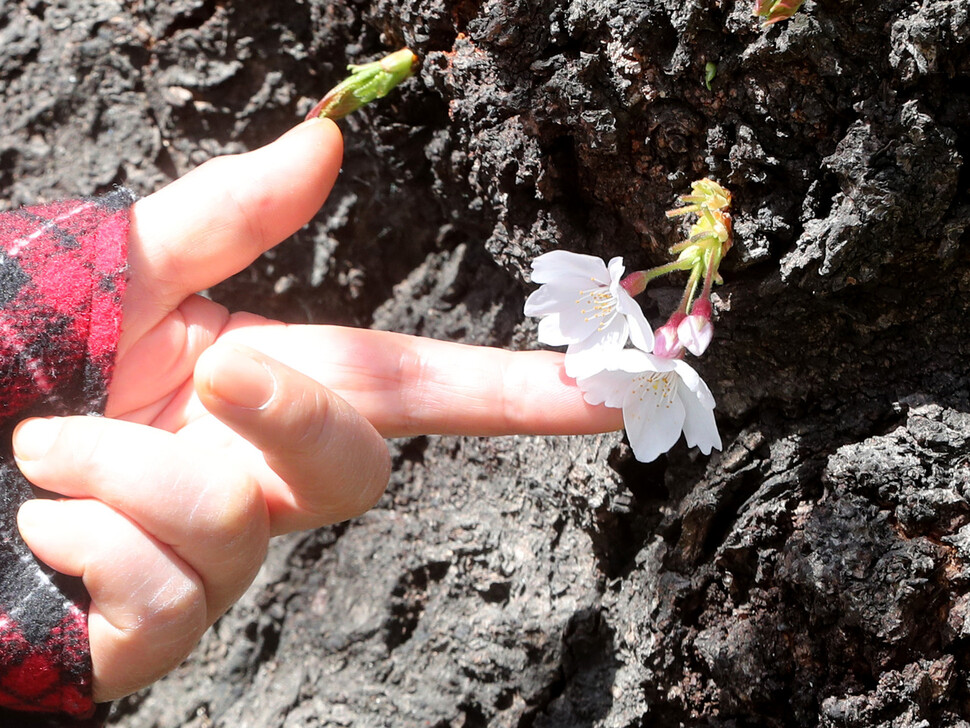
[576,349,722,463]
[524,251,654,378]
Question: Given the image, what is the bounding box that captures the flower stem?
[645,259,696,281]
[679,264,703,314]
[700,243,722,301]
[620,259,696,296]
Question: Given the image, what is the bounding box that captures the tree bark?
[1,0,969,725]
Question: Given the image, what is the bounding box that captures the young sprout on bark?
[753,0,806,26]
[705,62,717,90]
[305,48,420,121]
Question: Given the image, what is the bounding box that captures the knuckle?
[196,472,266,548]
[286,387,333,454]
[399,350,431,435]
[498,358,522,433]
[181,472,269,607]
[195,154,270,253]
[58,418,128,485]
[300,422,391,525]
[358,442,391,513]
[137,573,208,641]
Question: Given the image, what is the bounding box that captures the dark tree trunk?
[2,0,969,725]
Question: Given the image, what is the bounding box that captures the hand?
[11,118,622,701]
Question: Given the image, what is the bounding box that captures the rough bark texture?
[2,0,970,725]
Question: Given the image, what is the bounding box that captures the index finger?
[208,320,624,438]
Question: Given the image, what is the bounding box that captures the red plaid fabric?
[0,188,132,726]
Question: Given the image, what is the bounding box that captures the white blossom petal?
[537,313,572,346]
[524,282,584,317]
[530,250,609,285]
[617,290,655,353]
[671,359,715,408]
[563,316,629,378]
[555,298,612,344]
[678,384,722,455]
[605,256,626,283]
[626,349,677,375]
[622,371,685,463]
[525,250,655,385]
[577,369,634,409]
[669,358,700,392]
[576,350,721,463]
[671,360,720,453]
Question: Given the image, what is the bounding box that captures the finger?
[18,498,206,701]
[194,343,391,535]
[13,416,270,617]
[123,117,343,348]
[106,293,229,421]
[334,330,626,437]
[212,319,625,438]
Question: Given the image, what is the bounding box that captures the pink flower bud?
[677,299,713,356]
[619,270,648,298]
[653,312,686,359]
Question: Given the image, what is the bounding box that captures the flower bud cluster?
[524,179,732,463]
[656,177,732,358]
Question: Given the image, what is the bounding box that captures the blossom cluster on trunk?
[524,179,733,463]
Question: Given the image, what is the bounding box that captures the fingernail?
[283,116,327,137]
[13,418,62,462]
[210,347,278,410]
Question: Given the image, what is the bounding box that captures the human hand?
[11,119,622,701]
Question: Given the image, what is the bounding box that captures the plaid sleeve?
[0,188,133,726]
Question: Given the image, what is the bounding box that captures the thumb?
[194,343,391,535]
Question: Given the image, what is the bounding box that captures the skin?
[11,117,623,702]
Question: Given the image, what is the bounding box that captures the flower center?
[631,372,676,409]
[576,285,618,331]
